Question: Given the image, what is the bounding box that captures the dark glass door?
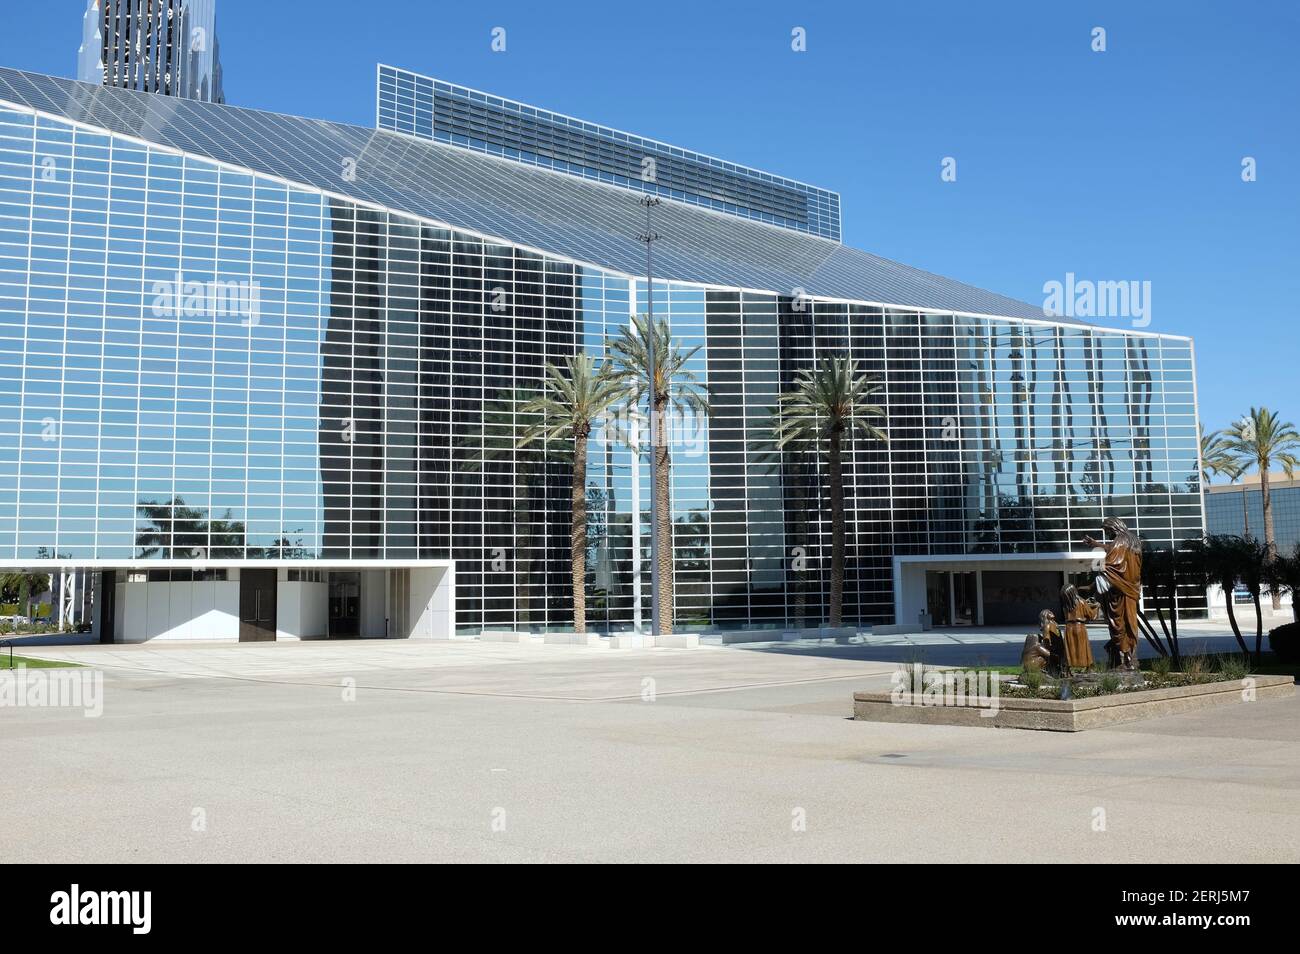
[99,570,116,643]
[953,572,978,626]
[328,572,360,638]
[239,569,277,642]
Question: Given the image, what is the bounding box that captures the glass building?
[78,0,224,104]
[0,66,1205,641]
[1207,475,1300,552]
[377,65,841,241]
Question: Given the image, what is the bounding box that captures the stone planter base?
[652,634,699,649]
[853,675,1295,731]
[479,630,538,643]
[542,633,604,646]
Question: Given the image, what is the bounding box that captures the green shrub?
[1021,669,1043,692]
[1218,654,1250,681]
[1183,654,1208,682]
[1099,672,1121,693]
[1151,655,1172,677]
[1269,622,1300,663]
[0,603,17,615]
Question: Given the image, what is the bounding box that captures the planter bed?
[852,674,1295,732]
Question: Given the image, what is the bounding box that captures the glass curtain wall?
[0,104,1204,633]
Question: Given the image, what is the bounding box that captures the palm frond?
[516,352,624,451]
[771,356,888,454]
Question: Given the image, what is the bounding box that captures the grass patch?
[1140,650,1300,682]
[0,653,81,669]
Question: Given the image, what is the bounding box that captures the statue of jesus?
[1082,517,1143,671]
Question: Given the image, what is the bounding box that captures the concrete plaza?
[2,635,1297,863]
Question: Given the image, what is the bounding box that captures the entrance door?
[952,571,978,626]
[925,572,952,626]
[328,572,360,638]
[99,570,116,644]
[239,568,278,642]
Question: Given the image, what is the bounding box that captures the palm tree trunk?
[1222,584,1250,656]
[1139,611,1167,657]
[1250,588,1264,663]
[1169,584,1181,669]
[1262,470,1281,609]
[1150,606,1171,654]
[571,438,588,634]
[828,427,845,629]
[654,397,674,635]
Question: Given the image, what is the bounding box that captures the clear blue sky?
[2,1,1296,442]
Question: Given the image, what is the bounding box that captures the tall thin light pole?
[637,196,661,638]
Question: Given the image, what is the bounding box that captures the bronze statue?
[1059,584,1099,670]
[1082,517,1143,671]
[1020,611,1055,675]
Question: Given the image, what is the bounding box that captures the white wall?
[103,565,455,642]
[890,555,1096,633]
[276,582,328,640]
[408,565,455,639]
[359,569,387,637]
[115,580,239,642]
[1207,583,1294,619]
[894,562,929,630]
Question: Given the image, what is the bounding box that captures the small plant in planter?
[1151,655,1172,677]
[1099,672,1121,693]
[1217,654,1251,681]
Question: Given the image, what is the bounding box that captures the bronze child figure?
[1021,609,1059,676]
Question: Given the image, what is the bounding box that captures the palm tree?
[1140,546,1178,667]
[518,354,623,635]
[463,387,555,630]
[608,316,711,635]
[1222,408,1300,609]
[1233,535,1271,664]
[1183,535,1253,657]
[1265,544,1300,623]
[1228,468,1251,537]
[1199,424,1239,490]
[772,356,888,628]
[1,570,49,625]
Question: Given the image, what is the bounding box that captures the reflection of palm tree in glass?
[135,498,246,559]
[1127,340,1154,487]
[976,342,995,522]
[262,532,308,560]
[1097,436,1116,500]
[1055,330,1079,500]
[1010,370,1029,502]
[463,387,557,630]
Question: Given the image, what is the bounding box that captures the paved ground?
[3,638,1297,863]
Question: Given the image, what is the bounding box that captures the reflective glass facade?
[1207,480,1300,551]
[377,65,842,241]
[78,0,225,104]
[0,100,1205,633]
